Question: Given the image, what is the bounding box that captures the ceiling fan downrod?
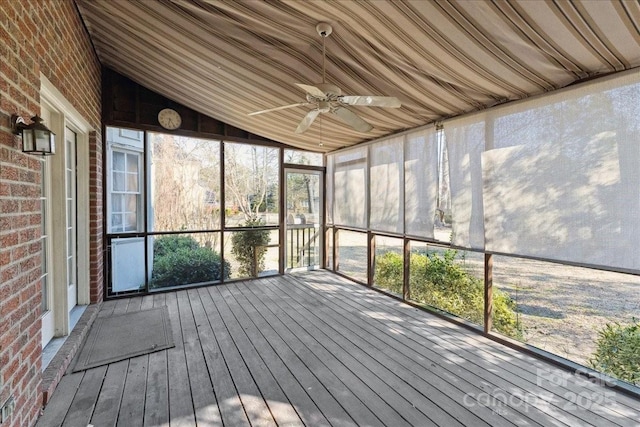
[316,22,332,84]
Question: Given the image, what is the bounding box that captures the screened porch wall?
[325,68,640,391]
[326,68,640,274]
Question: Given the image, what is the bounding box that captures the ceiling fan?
[248,23,401,133]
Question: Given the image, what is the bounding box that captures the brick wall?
[0,1,102,426]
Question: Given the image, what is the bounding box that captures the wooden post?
[333,228,339,272]
[484,253,493,333]
[279,150,285,275]
[403,238,410,301]
[367,232,375,286]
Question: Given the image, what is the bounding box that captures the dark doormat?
[72,306,174,372]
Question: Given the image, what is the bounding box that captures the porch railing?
[287,224,319,269]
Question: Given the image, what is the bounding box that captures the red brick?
[1,2,102,424]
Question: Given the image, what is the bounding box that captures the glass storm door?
[65,128,78,311]
[285,169,322,270]
[40,158,54,347]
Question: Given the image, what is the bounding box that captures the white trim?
[40,75,91,133]
[40,74,94,335]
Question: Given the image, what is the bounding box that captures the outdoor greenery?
[589,319,640,385]
[231,218,271,277]
[375,250,522,338]
[149,235,230,289]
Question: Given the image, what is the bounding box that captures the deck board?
[38,271,640,427]
[208,285,306,427]
[90,360,128,427]
[197,287,276,427]
[233,282,386,427]
[143,294,169,427]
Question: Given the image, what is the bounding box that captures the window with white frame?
[110,149,142,232]
[106,127,144,234]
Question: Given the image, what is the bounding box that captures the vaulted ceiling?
[75,0,640,152]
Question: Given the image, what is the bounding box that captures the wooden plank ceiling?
[75,0,640,152]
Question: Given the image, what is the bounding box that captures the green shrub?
[375,250,521,338]
[150,236,230,288]
[230,217,271,277]
[153,235,199,258]
[589,319,640,385]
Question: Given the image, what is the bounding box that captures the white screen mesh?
[326,155,334,224]
[405,128,439,238]
[483,71,640,271]
[333,147,368,228]
[370,136,404,233]
[444,116,486,250]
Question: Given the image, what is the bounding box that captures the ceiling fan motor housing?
[315,83,341,97]
[316,22,332,37]
[318,100,331,113]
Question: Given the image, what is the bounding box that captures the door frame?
[40,75,91,338]
[284,168,324,271]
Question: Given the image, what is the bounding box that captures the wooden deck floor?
[37,271,640,427]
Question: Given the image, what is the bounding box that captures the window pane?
[125,213,137,231]
[224,142,279,227]
[336,230,367,283]
[373,235,404,297]
[127,173,138,192]
[126,153,138,173]
[148,232,225,291]
[111,214,122,231]
[224,227,276,279]
[113,151,125,171]
[149,133,221,231]
[284,149,323,166]
[113,171,125,191]
[112,194,123,212]
[409,242,484,328]
[126,195,137,213]
[492,255,640,387]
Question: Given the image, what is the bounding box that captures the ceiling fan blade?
[248,102,309,116]
[295,83,326,98]
[295,110,320,133]
[332,107,373,132]
[340,95,401,108]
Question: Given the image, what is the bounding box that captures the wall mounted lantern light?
[12,115,55,155]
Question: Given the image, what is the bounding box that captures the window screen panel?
[333,147,367,228]
[370,136,403,233]
[444,116,486,250]
[405,128,438,238]
[483,71,640,271]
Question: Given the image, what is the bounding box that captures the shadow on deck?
[37,271,640,426]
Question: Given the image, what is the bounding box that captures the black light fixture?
[12,115,55,155]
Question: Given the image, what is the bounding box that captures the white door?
[65,128,78,311]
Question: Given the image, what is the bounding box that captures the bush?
[153,235,199,258]
[375,250,522,338]
[589,319,640,385]
[150,236,230,289]
[230,217,271,277]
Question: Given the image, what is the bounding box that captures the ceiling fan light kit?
[248,22,401,134]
